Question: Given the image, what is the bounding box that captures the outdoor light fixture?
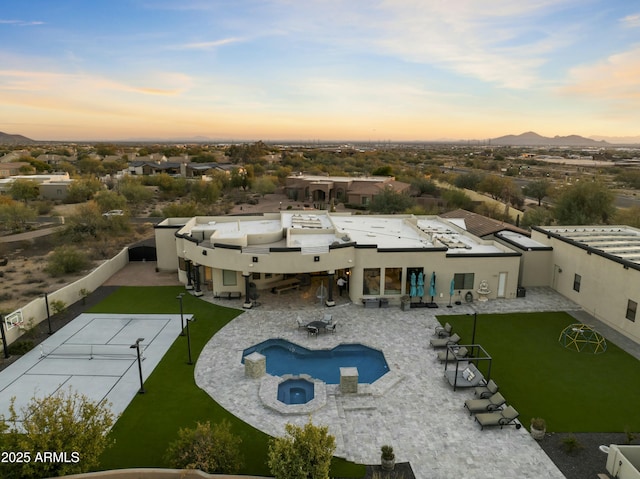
[177,293,186,336]
[130,338,145,394]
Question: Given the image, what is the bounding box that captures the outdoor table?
[306,321,327,335]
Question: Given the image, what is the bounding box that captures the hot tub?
[277,378,315,405]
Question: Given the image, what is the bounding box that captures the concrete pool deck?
[196,288,586,479]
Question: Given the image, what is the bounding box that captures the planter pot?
[530,426,546,440]
[381,458,395,471]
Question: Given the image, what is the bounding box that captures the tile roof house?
[440,209,529,239]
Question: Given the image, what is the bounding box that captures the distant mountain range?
[490,131,611,147]
[0,131,36,145]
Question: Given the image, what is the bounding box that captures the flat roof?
[496,231,551,250]
[540,226,640,264]
[184,213,510,253]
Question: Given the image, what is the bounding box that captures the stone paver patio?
[196,287,581,479]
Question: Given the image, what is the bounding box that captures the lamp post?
[44,292,53,335]
[466,310,478,358]
[130,338,145,394]
[185,316,194,365]
[177,293,185,336]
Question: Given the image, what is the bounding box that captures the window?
[178,257,186,271]
[252,272,261,280]
[384,268,402,295]
[626,300,637,322]
[363,268,380,295]
[265,273,272,279]
[361,197,370,206]
[453,273,474,290]
[573,274,581,292]
[222,269,237,286]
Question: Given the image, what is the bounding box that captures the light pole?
[185,316,194,365]
[44,292,53,335]
[466,310,478,358]
[130,338,145,394]
[177,293,185,336]
[471,311,478,346]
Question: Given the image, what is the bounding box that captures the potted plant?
[530,417,546,440]
[380,445,395,471]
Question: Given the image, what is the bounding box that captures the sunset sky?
[1,1,640,142]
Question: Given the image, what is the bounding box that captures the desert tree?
[0,389,115,479]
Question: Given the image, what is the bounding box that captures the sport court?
[0,313,187,426]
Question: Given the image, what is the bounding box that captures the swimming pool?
[242,338,389,384]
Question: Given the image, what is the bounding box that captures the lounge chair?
[475,405,521,430]
[474,379,499,398]
[435,322,452,337]
[437,346,468,362]
[464,392,506,415]
[430,333,460,348]
[444,364,484,390]
[321,313,333,325]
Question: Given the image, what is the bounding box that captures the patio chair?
[435,322,452,338]
[326,323,337,334]
[437,346,468,362]
[474,379,499,398]
[321,313,333,325]
[307,326,319,337]
[296,317,307,329]
[430,333,460,348]
[464,392,506,415]
[474,405,521,430]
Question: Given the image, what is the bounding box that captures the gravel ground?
[539,431,637,479]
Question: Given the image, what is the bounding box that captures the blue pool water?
[278,378,314,404]
[242,339,389,384]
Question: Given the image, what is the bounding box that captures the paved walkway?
[196,287,588,479]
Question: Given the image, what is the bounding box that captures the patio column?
[193,263,203,297]
[243,273,252,309]
[326,271,336,307]
[185,259,193,290]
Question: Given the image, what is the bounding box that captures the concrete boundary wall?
[2,247,129,349]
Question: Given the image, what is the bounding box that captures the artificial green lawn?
[93,286,364,477]
[440,311,640,433]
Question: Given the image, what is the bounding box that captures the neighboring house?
[0,173,73,200]
[0,162,30,177]
[285,174,410,205]
[36,154,77,166]
[127,161,181,176]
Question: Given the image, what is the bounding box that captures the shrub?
[8,340,34,355]
[50,299,67,315]
[561,434,583,455]
[45,246,89,277]
[1,389,115,478]
[166,420,243,473]
[268,419,336,479]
